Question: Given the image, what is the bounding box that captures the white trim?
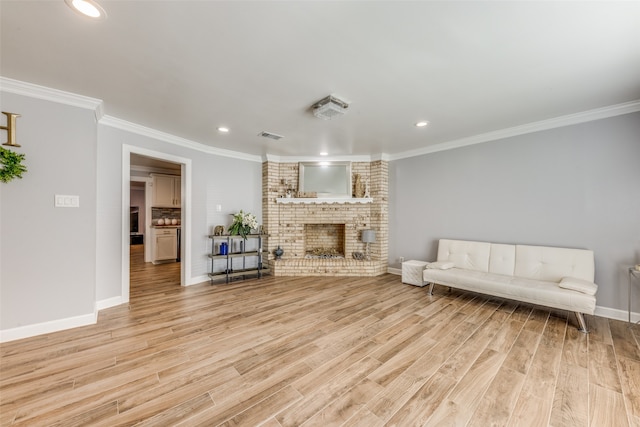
[122,149,131,303]
[389,99,640,161]
[388,267,402,275]
[4,78,636,163]
[595,305,640,324]
[96,296,125,311]
[103,115,262,162]
[0,311,97,343]
[189,274,210,286]
[0,76,103,119]
[276,197,373,204]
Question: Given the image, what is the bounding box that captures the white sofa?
[422,239,598,332]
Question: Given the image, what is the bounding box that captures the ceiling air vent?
[312,95,349,120]
[258,131,284,140]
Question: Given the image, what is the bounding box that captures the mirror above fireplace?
[298,161,352,198]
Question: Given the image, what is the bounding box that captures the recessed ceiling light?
[415,121,429,127]
[320,152,328,156]
[217,127,230,133]
[65,0,106,19]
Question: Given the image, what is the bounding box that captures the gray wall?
[0,92,97,329]
[389,112,640,313]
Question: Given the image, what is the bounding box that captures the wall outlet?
[399,256,405,263]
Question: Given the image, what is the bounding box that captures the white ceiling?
[1,1,639,159]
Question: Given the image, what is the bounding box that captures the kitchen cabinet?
[152,174,181,207]
[151,227,178,263]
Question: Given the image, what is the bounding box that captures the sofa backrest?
[436,239,595,282]
[488,243,516,276]
[514,244,594,282]
[437,239,491,272]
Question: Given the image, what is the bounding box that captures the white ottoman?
[402,260,428,286]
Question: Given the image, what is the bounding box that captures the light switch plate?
[55,194,80,208]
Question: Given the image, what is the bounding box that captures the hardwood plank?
[384,371,456,426]
[589,384,629,427]
[610,320,640,361]
[342,406,384,427]
[508,391,552,427]
[219,385,302,427]
[467,367,526,427]
[428,348,506,426]
[127,393,215,427]
[300,378,383,427]
[617,356,640,420]
[520,317,566,399]
[561,319,588,368]
[276,356,382,427]
[550,363,588,427]
[11,374,158,426]
[589,340,623,393]
[503,329,541,375]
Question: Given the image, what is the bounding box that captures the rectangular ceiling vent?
[258,131,284,140]
[312,95,349,120]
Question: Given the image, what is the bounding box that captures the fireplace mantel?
[276,197,373,204]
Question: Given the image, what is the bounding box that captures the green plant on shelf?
[228,210,258,239]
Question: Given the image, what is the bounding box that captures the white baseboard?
[595,305,640,323]
[95,296,125,311]
[188,275,210,286]
[0,311,97,343]
[388,267,401,275]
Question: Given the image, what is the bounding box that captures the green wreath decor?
[0,146,27,183]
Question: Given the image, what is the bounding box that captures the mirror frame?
[298,161,352,198]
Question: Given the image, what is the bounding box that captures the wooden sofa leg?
[575,312,589,334]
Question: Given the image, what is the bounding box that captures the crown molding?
[4,77,637,163]
[100,115,263,162]
[0,76,104,121]
[389,99,640,161]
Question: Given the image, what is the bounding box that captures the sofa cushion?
[426,261,455,270]
[559,276,598,295]
[514,245,595,282]
[436,239,491,272]
[489,243,516,276]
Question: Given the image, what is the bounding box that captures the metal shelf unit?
[208,234,270,283]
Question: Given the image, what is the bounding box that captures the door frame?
[122,145,192,303]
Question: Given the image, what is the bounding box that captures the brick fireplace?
[262,160,388,276]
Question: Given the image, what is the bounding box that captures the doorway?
[122,145,192,304]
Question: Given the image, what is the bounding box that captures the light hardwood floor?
[1,244,639,426]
